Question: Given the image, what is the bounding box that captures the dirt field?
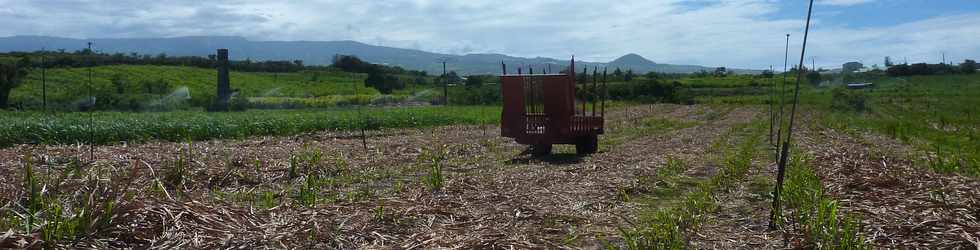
[1,104,977,249]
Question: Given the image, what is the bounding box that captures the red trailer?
[500,58,606,155]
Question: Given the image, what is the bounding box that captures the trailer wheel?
[531,144,552,156]
[576,135,598,155]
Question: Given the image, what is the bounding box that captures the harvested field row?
[0,104,761,248]
[4,104,975,249]
[795,115,980,249]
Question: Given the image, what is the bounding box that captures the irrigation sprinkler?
[769,65,774,146]
[87,42,95,162]
[41,48,47,111]
[438,58,453,105]
[352,72,367,150]
[770,0,815,230]
[811,57,816,72]
[776,33,791,156]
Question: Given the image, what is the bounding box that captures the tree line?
[1,49,430,76]
[886,60,977,76]
[2,50,312,73]
[0,57,29,108]
[330,55,433,95]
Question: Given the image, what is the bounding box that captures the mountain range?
[0,36,761,75]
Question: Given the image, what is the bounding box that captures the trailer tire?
[576,135,598,155]
[531,144,552,156]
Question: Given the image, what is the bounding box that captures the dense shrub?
[886,61,975,76]
[830,87,867,112]
[606,80,692,104]
[448,84,499,105]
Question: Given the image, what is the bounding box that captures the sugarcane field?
[1,0,979,249]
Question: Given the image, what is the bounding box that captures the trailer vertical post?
[601,68,607,118]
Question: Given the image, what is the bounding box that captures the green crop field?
[817,74,980,175]
[8,65,439,110]
[0,106,499,147]
[677,74,769,88]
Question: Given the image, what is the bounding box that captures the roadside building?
[842,62,864,73]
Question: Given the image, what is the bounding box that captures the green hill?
[9,65,383,110]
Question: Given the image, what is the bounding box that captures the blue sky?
[0,0,977,69]
[778,1,980,28]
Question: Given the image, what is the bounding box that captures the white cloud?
[0,0,976,69]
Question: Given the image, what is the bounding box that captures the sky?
[0,0,978,69]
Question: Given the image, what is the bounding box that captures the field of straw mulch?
[4,105,975,249]
[795,118,980,249]
[1,105,765,249]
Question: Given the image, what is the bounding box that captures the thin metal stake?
[41,48,47,111]
[88,55,94,162]
[776,34,791,156]
[353,73,367,150]
[769,65,774,146]
[770,0,815,230]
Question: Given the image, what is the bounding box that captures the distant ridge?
[0,35,762,75]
